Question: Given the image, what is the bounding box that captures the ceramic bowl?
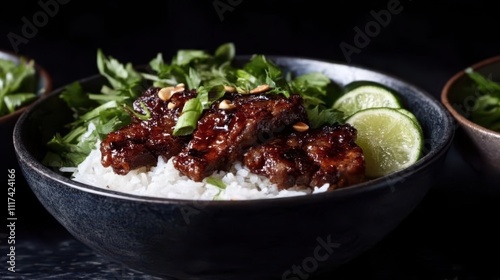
[0,49,52,172]
[14,56,454,280]
[441,55,500,181]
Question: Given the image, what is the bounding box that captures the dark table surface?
[1,1,500,279]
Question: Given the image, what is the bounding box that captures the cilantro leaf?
[0,57,37,116]
[465,68,500,132]
[97,49,143,91]
[466,67,500,98]
[43,51,141,168]
[307,105,344,129]
[45,42,352,169]
[3,93,37,113]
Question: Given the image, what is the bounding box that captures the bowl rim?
[0,49,53,123]
[14,55,455,206]
[441,55,500,138]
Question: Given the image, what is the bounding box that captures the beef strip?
[100,87,365,191]
[100,87,195,175]
[172,93,308,181]
[243,124,365,190]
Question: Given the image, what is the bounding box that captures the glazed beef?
[100,86,366,190]
[100,87,195,175]
[243,124,365,190]
[172,93,308,181]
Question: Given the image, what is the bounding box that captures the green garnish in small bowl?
[0,51,52,125]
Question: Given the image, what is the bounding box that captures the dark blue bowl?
[13,56,454,280]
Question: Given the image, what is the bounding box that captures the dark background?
[1,1,500,279]
[1,0,499,91]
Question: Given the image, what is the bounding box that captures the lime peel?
[333,82,401,118]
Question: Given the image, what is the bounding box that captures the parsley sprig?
[0,57,38,116]
[465,67,500,132]
[43,43,344,168]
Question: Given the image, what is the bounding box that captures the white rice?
[66,141,330,200]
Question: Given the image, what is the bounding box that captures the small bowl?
[0,49,52,173]
[14,56,454,280]
[441,55,500,181]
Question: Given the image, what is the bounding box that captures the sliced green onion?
[205,177,226,189]
[173,98,203,136]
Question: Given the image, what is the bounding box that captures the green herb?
[205,177,227,200]
[0,57,38,116]
[173,98,203,136]
[306,105,344,129]
[44,43,345,168]
[146,43,343,135]
[123,101,151,121]
[205,177,226,189]
[144,43,238,135]
[290,72,344,128]
[465,68,500,132]
[42,49,143,167]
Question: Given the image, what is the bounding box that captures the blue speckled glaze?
[13,57,454,280]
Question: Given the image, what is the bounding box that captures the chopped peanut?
[293,122,309,132]
[219,99,237,110]
[158,87,174,101]
[224,85,237,93]
[250,84,271,94]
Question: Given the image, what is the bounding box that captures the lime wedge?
[333,81,401,118]
[346,107,423,178]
